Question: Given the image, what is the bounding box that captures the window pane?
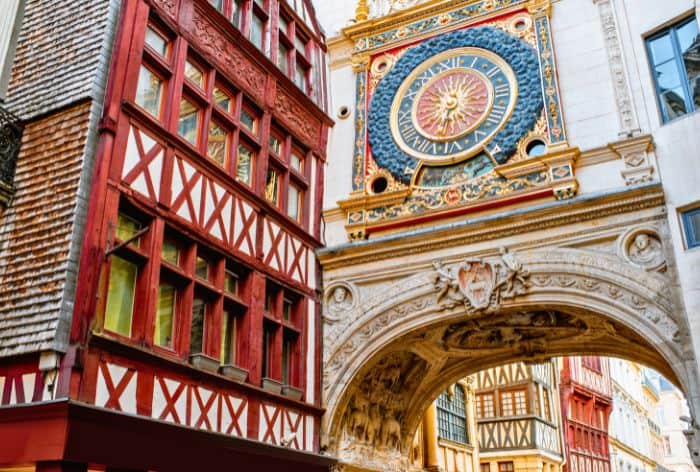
[660,86,688,120]
[282,336,293,384]
[208,121,228,166]
[649,34,674,64]
[185,60,204,88]
[677,19,699,54]
[224,270,239,295]
[287,184,301,221]
[116,213,142,244]
[295,62,307,90]
[262,325,273,377]
[155,283,176,348]
[221,311,236,364]
[685,208,700,247]
[265,168,279,205]
[290,152,303,172]
[213,86,232,113]
[251,14,264,50]
[135,66,163,118]
[236,145,254,185]
[278,42,289,72]
[240,108,257,134]
[679,21,700,107]
[178,99,200,145]
[190,298,206,354]
[162,239,179,265]
[279,15,289,35]
[231,0,242,28]
[145,27,168,57]
[282,298,292,321]
[654,60,683,90]
[195,256,209,280]
[269,135,282,155]
[294,35,307,55]
[104,256,137,336]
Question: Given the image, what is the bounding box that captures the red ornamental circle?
[415,69,491,140]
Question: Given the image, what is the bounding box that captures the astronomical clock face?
[390,48,517,165]
[368,27,544,186]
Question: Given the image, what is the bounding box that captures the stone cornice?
[318,183,665,269]
[609,437,657,467]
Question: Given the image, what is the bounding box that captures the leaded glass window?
[436,385,469,444]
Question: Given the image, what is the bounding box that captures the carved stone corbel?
[611,135,655,185]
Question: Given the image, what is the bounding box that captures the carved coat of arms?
[458,261,495,311]
[433,248,530,313]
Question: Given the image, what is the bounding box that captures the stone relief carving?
[341,352,427,457]
[433,248,530,313]
[592,0,639,137]
[324,282,357,323]
[442,311,588,358]
[619,227,666,272]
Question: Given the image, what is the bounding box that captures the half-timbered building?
[0,0,333,470]
[559,357,613,472]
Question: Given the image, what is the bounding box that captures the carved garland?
[273,90,322,147]
[189,8,267,101]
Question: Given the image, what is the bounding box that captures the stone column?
[423,402,441,471]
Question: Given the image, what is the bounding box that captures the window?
[436,385,469,444]
[646,16,700,122]
[236,143,255,186]
[481,464,491,472]
[267,128,310,226]
[582,356,602,372]
[500,389,527,417]
[265,167,280,205]
[135,66,164,118]
[207,120,229,166]
[262,281,302,388]
[145,26,169,57]
[104,256,138,336]
[542,387,552,421]
[178,98,201,145]
[190,297,207,354]
[476,392,495,418]
[498,462,514,472]
[220,308,237,364]
[155,283,176,348]
[104,212,146,337]
[682,206,700,248]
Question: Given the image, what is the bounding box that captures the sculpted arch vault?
[321,246,700,470]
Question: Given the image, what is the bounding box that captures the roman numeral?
[474,130,487,141]
[470,57,479,68]
[447,141,464,154]
[486,105,506,125]
[494,84,509,98]
[398,108,412,126]
[435,56,460,72]
[402,125,418,140]
[486,66,500,78]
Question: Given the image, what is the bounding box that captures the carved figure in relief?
[380,414,402,450]
[627,233,665,270]
[326,286,354,323]
[497,247,531,297]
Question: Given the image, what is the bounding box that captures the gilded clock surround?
[341,0,576,240]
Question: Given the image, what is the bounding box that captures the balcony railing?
[0,104,23,205]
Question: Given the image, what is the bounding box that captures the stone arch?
[322,247,699,469]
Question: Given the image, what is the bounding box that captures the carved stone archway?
[321,247,699,470]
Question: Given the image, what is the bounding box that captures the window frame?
[681,205,700,249]
[645,15,700,123]
[436,385,469,444]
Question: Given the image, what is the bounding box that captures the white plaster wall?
[324,61,356,211]
[552,0,621,151]
[312,0,355,38]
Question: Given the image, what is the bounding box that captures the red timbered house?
[560,357,614,472]
[0,0,334,470]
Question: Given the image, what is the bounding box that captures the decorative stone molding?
[592,0,641,137]
[321,246,693,468]
[611,135,655,186]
